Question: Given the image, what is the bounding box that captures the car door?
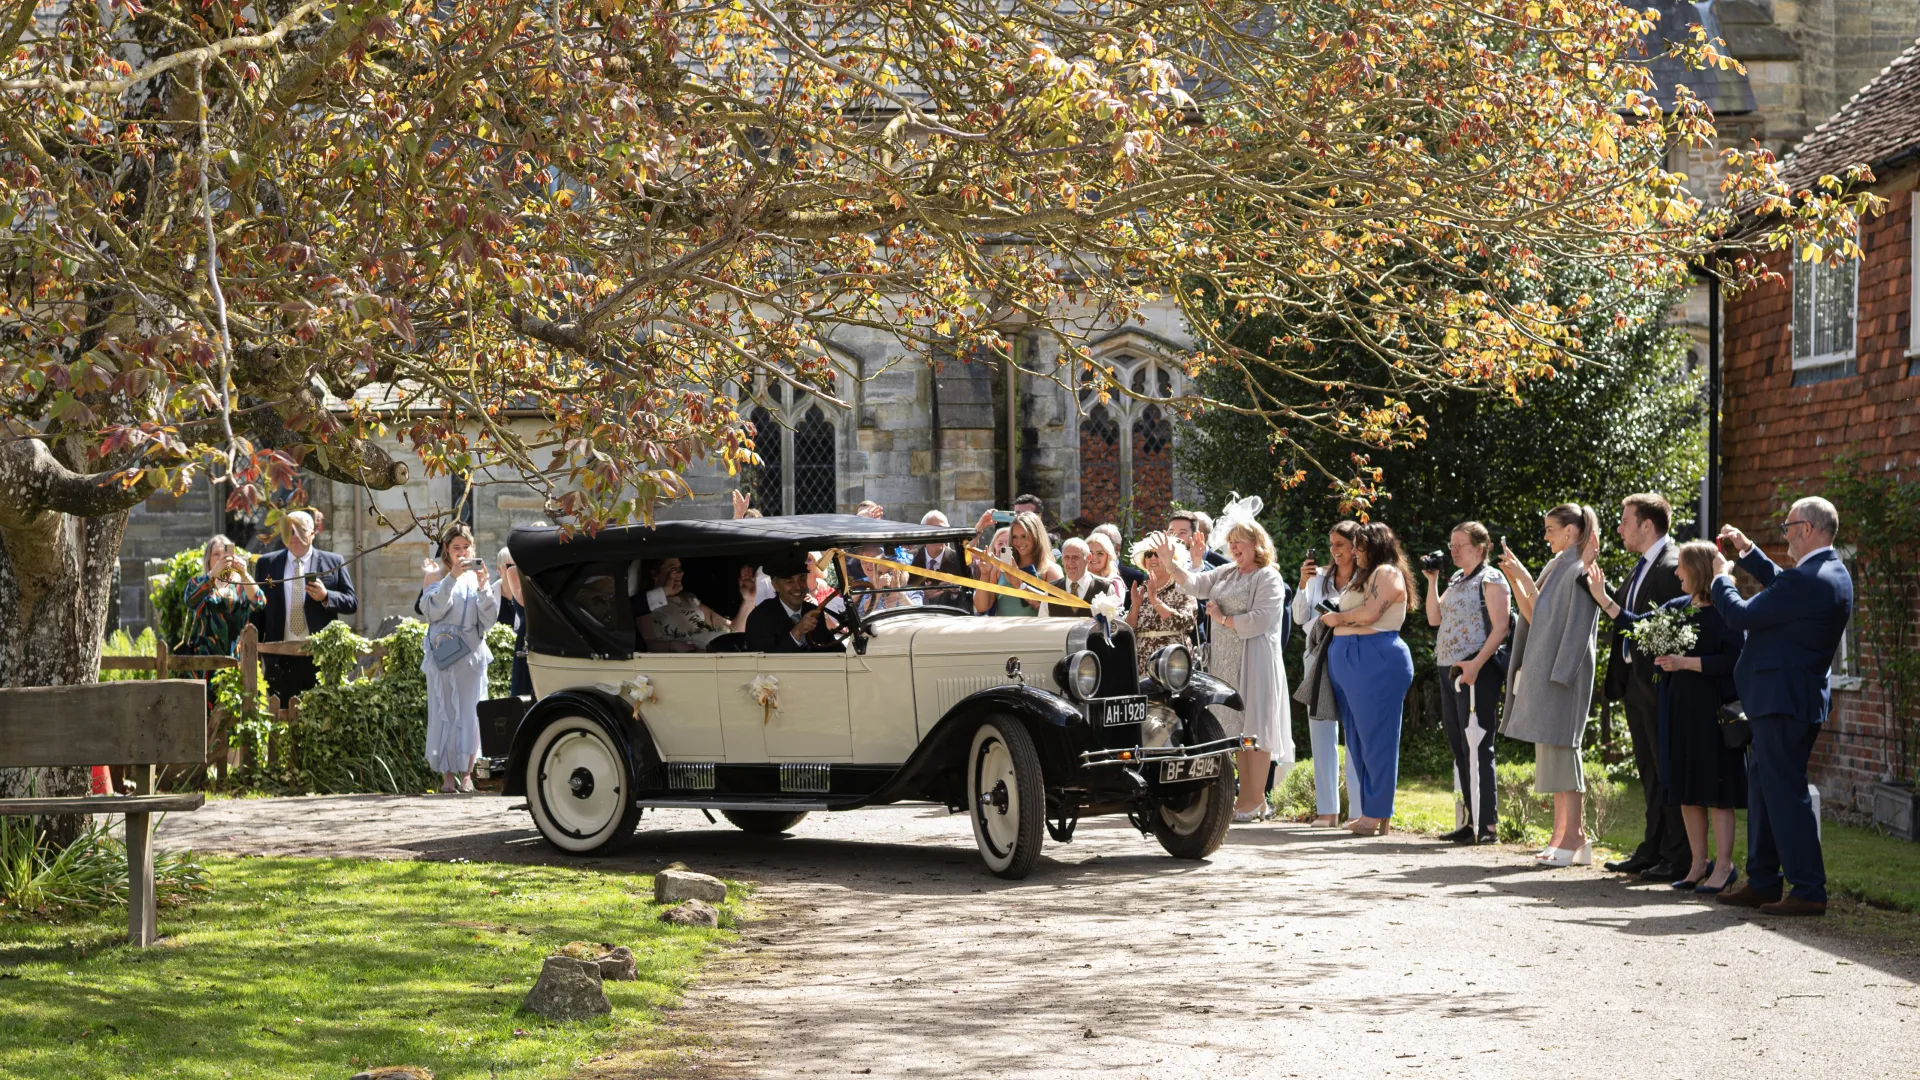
[718,650,853,761]
[627,654,726,761]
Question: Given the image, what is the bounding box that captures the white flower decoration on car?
[1089,591,1123,622]
[594,677,659,713]
[747,674,781,723]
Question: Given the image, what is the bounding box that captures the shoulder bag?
[1717,701,1752,750]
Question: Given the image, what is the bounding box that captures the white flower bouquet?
[1627,606,1697,678]
[747,674,781,723]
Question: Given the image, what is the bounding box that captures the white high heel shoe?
[1539,841,1592,868]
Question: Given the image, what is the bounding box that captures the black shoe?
[1438,825,1476,845]
[1638,861,1686,882]
[1672,861,1713,890]
[1476,827,1498,845]
[1604,854,1657,874]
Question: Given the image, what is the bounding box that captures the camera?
[1420,549,1449,572]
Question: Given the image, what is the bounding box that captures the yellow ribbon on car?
[823,547,1092,610]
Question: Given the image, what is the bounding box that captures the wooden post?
[125,811,156,946]
[155,636,170,681]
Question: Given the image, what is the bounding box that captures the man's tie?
[1625,555,1650,612]
[287,560,310,640]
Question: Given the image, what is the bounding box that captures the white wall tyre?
[525,715,643,855]
[1152,710,1236,860]
[720,810,809,836]
[967,717,1045,879]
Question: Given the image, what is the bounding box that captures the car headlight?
[1143,703,1177,749]
[1151,644,1192,692]
[1063,650,1102,700]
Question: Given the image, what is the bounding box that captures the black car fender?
[501,688,654,797]
[1173,671,1243,717]
[849,684,1083,809]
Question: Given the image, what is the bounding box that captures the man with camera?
[1599,494,1691,880]
[1710,499,1853,916]
[251,509,358,703]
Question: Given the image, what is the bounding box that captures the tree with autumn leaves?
[0,0,1882,731]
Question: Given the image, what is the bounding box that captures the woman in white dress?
[420,524,501,793]
[1155,516,1294,822]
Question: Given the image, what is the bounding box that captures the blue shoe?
[1672,861,1712,890]
[1695,865,1739,895]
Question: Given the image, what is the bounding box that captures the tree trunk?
[0,507,128,847]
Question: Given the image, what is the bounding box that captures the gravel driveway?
[160,795,1920,1079]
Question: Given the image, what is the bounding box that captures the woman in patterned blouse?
[1129,542,1197,674]
[181,535,265,657]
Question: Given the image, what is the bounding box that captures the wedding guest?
[251,509,357,703]
[1601,493,1691,881]
[1709,500,1853,916]
[1497,504,1603,867]
[1130,540,1198,673]
[1156,520,1292,822]
[1052,538,1114,615]
[182,535,265,660]
[1423,521,1511,845]
[1588,540,1745,893]
[495,546,532,697]
[1092,523,1147,604]
[420,524,501,794]
[1292,521,1365,827]
[1084,533,1126,597]
[1320,523,1417,836]
[911,511,971,609]
[639,557,751,651]
[974,511,1062,616]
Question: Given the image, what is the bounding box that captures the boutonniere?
[747,674,781,724]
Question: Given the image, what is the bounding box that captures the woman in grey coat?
[1497,503,1602,868]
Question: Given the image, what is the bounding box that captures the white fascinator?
[1211,492,1266,553]
[1129,533,1193,573]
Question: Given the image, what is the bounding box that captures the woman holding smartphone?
[181,534,265,661]
[1291,521,1365,826]
[974,511,1063,616]
[420,524,501,793]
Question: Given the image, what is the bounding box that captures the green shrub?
[1581,761,1625,843]
[99,627,158,682]
[1271,756,1345,821]
[1495,761,1549,843]
[145,548,206,648]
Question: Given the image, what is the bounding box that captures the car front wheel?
[525,715,643,855]
[1151,710,1236,860]
[967,717,1045,879]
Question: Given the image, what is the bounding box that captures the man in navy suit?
[1709,497,1853,916]
[250,509,358,702]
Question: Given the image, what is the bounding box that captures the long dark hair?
[1545,503,1601,557]
[1351,522,1421,612]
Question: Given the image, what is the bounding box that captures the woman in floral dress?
[181,534,265,658]
[1129,541,1197,674]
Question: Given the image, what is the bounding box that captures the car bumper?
[1077,734,1257,768]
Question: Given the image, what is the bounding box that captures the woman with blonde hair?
[1155,510,1293,822]
[1320,522,1419,835]
[1084,533,1126,598]
[181,534,265,659]
[974,510,1064,616]
[1498,503,1603,866]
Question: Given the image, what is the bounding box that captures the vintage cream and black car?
[503,515,1250,878]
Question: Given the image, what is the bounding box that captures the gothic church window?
[1079,353,1179,527]
[744,380,840,516]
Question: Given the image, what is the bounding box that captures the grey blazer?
[1500,548,1600,748]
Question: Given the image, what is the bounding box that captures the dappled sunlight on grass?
[0,857,729,1080]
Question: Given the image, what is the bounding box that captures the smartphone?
[464,557,486,571]
[1716,534,1739,558]
[990,509,1015,526]
[1316,596,1341,615]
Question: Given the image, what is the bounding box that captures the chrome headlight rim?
[1150,643,1192,692]
[1063,649,1102,700]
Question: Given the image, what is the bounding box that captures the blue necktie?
[1625,555,1650,612]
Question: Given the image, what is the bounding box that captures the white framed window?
[1791,256,1857,372]
[1831,548,1863,691]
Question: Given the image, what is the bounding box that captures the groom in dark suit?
[250,509,358,702]
[1600,494,1691,880]
[1710,497,1854,916]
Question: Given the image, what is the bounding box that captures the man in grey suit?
[1600,494,1690,880]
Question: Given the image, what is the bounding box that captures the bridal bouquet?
[1628,607,1697,678]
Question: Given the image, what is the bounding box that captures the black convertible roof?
[508,514,975,575]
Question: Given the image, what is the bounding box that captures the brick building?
[1719,35,1920,809]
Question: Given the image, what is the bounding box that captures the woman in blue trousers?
[1322,522,1418,835]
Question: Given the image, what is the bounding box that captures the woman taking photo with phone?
[1424,521,1512,844]
[1292,520,1365,827]
[974,511,1063,616]
[1498,504,1603,866]
[1320,523,1418,835]
[420,524,502,794]
[182,534,265,661]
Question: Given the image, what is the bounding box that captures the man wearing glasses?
[1709,498,1854,916]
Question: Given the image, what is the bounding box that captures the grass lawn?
[1387,769,1920,911]
[0,857,730,1080]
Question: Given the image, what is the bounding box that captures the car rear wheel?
[1151,709,1236,860]
[721,809,810,835]
[525,715,643,855]
[967,717,1045,879]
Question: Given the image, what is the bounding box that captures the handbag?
[426,581,474,670]
[1717,701,1752,750]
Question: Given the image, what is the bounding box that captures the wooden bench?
[0,680,208,946]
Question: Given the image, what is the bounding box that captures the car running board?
[637,797,835,811]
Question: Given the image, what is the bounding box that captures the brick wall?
[1721,174,1918,809]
